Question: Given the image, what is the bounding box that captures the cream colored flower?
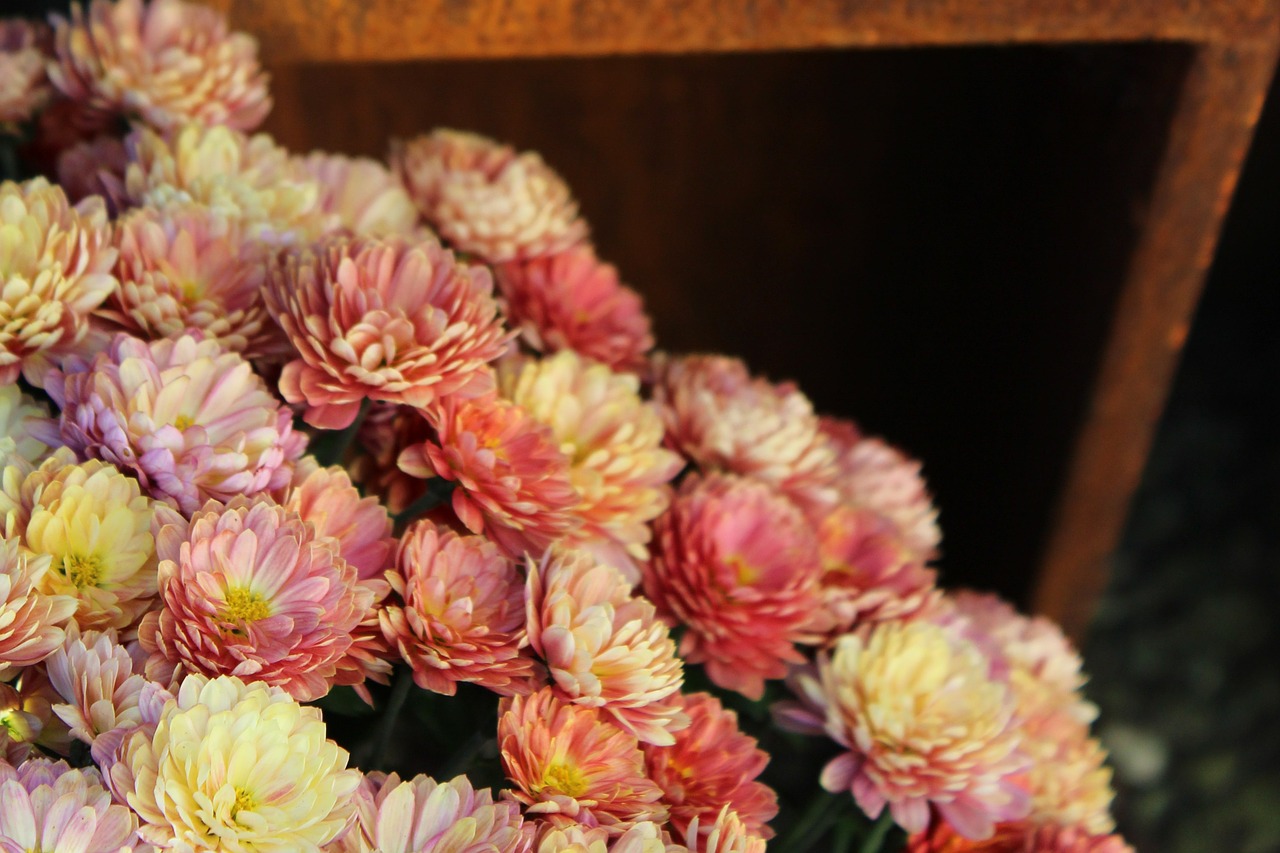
[0,536,77,681]
[0,384,52,468]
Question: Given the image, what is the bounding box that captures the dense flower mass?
[45,626,152,747]
[0,537,76,680]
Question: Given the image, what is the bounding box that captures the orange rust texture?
[205,0,1280,63]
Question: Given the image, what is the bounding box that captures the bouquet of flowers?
[0,2,1132,851]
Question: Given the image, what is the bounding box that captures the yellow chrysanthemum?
[115,674,359,852]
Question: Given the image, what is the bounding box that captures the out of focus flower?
[0,385,51,468]
[500,352,682,580]
[0,757,139,852]
[0,20,50,127]
[499,687,667,830]
[906,821,1135,853]
[99,203,283,359]
[10,449,156,631]
[267,234,510,429]
[49,0,270,132]
[383,520,539,696]
[138,497,370,701]
[642,692,777,839]
[654,355,837,517]
[820,416,941,561]
[293,150,420,238]
[0,537,76,681]
[0,679,58,764]
[399,396,580,559]
[55,133,129,205]
[46,333,306,515]
[111,674,359,851]
[45,626,151,747]
[776,621,1029,839]
[526,548,686,745]
[644,473,821,699]
[393,128,588,263]
[496,246,653,372]
[0,178,117,388]
[351,403,432,514]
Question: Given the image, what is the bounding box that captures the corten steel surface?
[207,0,1280,641]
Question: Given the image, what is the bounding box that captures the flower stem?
[368,667,414,770]
[780,791,843,853]
[857,810,896,853]
[311,398,372,468]
[393,477,455,529]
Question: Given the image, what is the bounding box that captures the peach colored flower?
[350,403,433,514]
[496,247,653,372]
[46,333,306,515]
[530,820,679,853]
[820,416,941,561]
[45,625,152,748]
[0,537,77,681]
[382,520,540,696]
[680,808,766,853]
[0,20,50,127]
[526,548,686,745]
[907,821,1134,853]
[138,497,371,701]
[775,621,1029,840]
[0,678,63,765]
[56,132,129,206]
[499,687,667,831]
[642,692,777,839]
[0,385,52,469]
[0,178,117,388]
[500,351,682,581]
[49,0,270,132]
[644,473,822,700]
[293,150,420,238]
[399,396,580,559]
[284,465,395,582]
[654,355,837,517]
[393,129,588,263]
[111,673,359,851]
[266,234,511,429]
[0,756,139,852]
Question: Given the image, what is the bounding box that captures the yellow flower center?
[221,587,271,625]
[725,553,760,585]
[181,279,203,302]
[542,761,589,798]
[62,552,103,589]
[231,786,257,818]
[174,414,194,430]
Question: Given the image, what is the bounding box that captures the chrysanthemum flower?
[0,178,117,389]
[907,821,1135,853]
[0,757,139,852]
[399,396,580,559]
[49,0,270,132]
[125,123,325,243]
[266,234,510,429]
[11,449,157,631]
[498,687,667,830]
[820,416,941,561]
[500,352,682,580]
[0,20,50,128]
[0,678,64,764]
[644,473,822,700]
[293,150,420,238]
[382,520,539,696]
[642,692,777,838]
[776,621,1029,840]
[46,333,306,515]
[284,465,395,582]
[111,674,359,851]
[496,247,654,372]
[138,496,371,701]
[812,504,939,637]
[45,626,151,747]
[681,808,767,853]
[653,355,837,517]
[393,129,589,263]
[0,537,77,681]
[531,820,678,853]
[0,385,52,468]
[350,403,433,514]
[99,203,283,359]
[56,132,129,206]
[526,548,686,745]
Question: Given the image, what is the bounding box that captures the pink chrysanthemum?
[0,20,50,127]
[0,757,139,852]
[350,403,433,514]
[266,234,511,429]
[820,416,941,561]
[811,504,940,637]
[381,520,540,697]
[0,537,77,681]
[49,0,270,132]
[653,355,838,517]
[642,692,778,839]
[98,203,283,359]
[55,133,129,206]
[0,178,117,389]
[526,548,686,746]
[500,352,682,581]
[529,819,678,853]
[644,473,822,699]
[681,808,767,853]
[496,247,654,372]
[284,465,395,582]
[399,396,580,559]
[137,497,372,701]
[907,821,1135,853]
[775,621,1029,840]
[292,150,420,238]
[45,333,306,515]
[499,687,667,831]
[45,626,152,747]
[393,129,589,263]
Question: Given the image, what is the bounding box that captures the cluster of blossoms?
[0,2,1132,852]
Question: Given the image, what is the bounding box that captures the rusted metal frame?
[1031,34,1280,641]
